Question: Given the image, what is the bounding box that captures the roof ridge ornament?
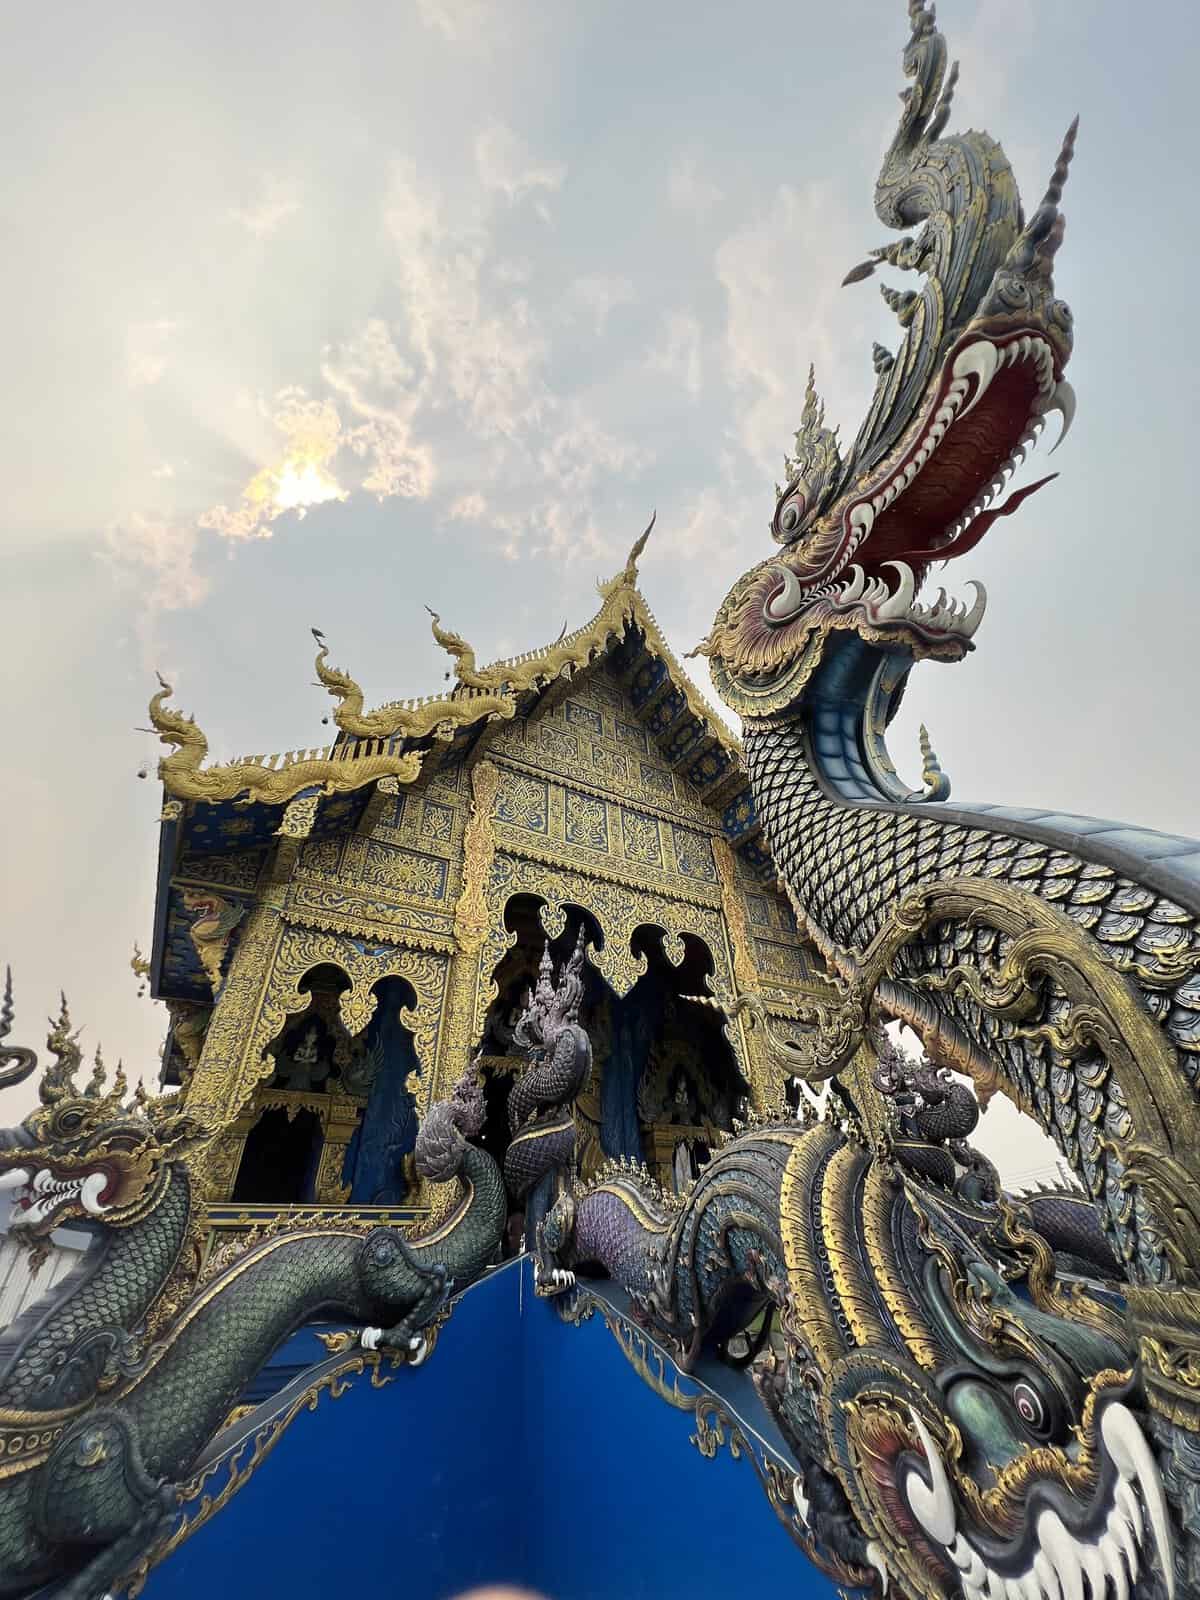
[423,606,492,691]
[150,668,421,807]
[597,509,655,600]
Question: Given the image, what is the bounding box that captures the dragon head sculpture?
[512,927,587,1056]
[762,1137,1177,1600]
[0,987,209,1238]
[822,1253,1174,1600]
[698,0,1077,722]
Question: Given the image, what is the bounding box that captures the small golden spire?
[425,607,486,688]
[918,724,951,802]
[597,510,656,599]
[84,1045,107,1100]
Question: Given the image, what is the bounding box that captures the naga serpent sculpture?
[502,930,591,1296]
[0,984,505,1600]
[562,3,1200,1597]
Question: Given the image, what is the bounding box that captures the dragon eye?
[57,1110,83,1132]
[1011,1379,1049,1434]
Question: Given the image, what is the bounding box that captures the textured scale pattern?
[0,1168,192,1411]
[0,1076,505,1598]
[745,718,1200,1282]
[504,1022,591,1200]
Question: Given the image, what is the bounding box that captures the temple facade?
[147,534,830,1244]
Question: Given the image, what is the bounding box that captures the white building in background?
[0,1196,89,1326]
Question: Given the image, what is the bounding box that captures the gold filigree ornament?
[312,516,740,758]
[148,674,423,809]
[824,873,1200,1287]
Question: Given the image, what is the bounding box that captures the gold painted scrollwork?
[835,874,1200,1289]
[149,676,423,808]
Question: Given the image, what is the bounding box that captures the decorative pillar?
[432,759,500,1116]
[183,840,302,1127]
[405,759,500,1216]
[199,1108,259,1202]
[313,1093,362,1204]
[713,837,774,1107]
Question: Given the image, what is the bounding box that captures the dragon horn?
[1041,114,1079,210]
[111,1059,128,1103]
[84,1045,107,1100]
[40,995,83,1105]
[566,925,588,977]
[0,968,38,1092]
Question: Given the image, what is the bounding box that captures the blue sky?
[4,0,1198,1168]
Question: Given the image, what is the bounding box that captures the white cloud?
[448,492,487,521]
[656,485,731,562]
[715,179,876,473]
[198,389,347,541]
[100,513,209,614]
[321,320,434,501]
[125,319,178,388]
[416,0,492,41]
[227,175,302,241]
[493,258,533,286]
[646,309,703,398]
[669,156,723,220]
[107,122,653,611]
[474,124,567,216]
[568,275,635,336]
[150,462,175,481]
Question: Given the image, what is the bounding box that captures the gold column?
[713,837,773,1107]
[182,837,310,1128]
[199,1108,259,1202]
[406,760,500,1217]
[313,1093,363,1204]
[431,759,500,1116]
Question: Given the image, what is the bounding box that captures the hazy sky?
[4,1,1197,1176]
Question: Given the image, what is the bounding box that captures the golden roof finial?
[131,942,150,999]
[597,510,656,600]
[148,660,422,805]
[41,995,83,1105]
[311,627,367,726]
[918,723,951,802]
[424,607,487,689]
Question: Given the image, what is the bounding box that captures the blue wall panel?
[151,1267,527,1600]
[143,1261,841,1600]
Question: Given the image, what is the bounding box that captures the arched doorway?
[477,898,748,1196]
[232,1106,323,1204]
[343,974,421,1206]
[609,926,748,1192]
[229,963,422,1208]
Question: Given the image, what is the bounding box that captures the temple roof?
[148,518,773,1000]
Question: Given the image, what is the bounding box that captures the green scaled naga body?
[0,977,504,1600]
[572,2,1200,1597]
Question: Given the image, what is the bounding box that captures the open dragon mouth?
[765,331,1074,646]
[903,1405,1176,1600]
[0,1164,113,1230]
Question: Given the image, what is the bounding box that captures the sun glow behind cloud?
[249,455,347,518]
[198,390,349,540]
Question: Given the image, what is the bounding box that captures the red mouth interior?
[859,361,1043,570]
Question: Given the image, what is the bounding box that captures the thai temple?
[150,529,828,1241]
[3,6,1199,1600]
